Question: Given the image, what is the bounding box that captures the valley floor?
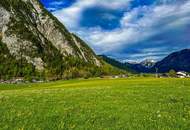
[0,78,190,130]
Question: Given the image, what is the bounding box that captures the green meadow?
[0,78,190,130]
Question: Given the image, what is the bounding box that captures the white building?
[176,71,189,78]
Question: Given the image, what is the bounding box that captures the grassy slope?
[0,78,190,130]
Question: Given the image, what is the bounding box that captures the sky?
[40,0,190,62]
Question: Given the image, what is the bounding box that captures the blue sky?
[40,0,190,62]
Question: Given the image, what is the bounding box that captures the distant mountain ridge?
[99,55,150,73]
[99,55,134,72]
[101,49,190,73]
[140,59,156,68]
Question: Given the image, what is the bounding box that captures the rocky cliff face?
[0,0,100,78]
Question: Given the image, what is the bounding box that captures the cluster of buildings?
[159,71,190,78]
[110,71,190,79]
[0,78,45,84]
[176,71,190,78]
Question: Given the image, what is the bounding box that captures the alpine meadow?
[0,0,190,129]
[0,78,190,130]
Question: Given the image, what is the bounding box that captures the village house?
[176,71,190,78]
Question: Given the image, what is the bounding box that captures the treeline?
[0,41,38,80]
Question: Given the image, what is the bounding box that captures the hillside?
[153,49,190,73]
[0,0,103,79]
[100,55,153,73]
[99,55,134,72]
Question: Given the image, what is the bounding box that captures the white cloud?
[53,0,131,29]
[52,0,190,61]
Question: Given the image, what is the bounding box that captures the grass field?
[0,78,190,130]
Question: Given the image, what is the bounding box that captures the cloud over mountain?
[41,0,190,62]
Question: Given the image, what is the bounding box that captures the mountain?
[99,55,134,72]
[101,49,190,74]
[126,63,150,73]
[153,49,190,73]
[0,0,102,79]
[126,59,156,73]
[140,59,156,68]
[100,55,156,73]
